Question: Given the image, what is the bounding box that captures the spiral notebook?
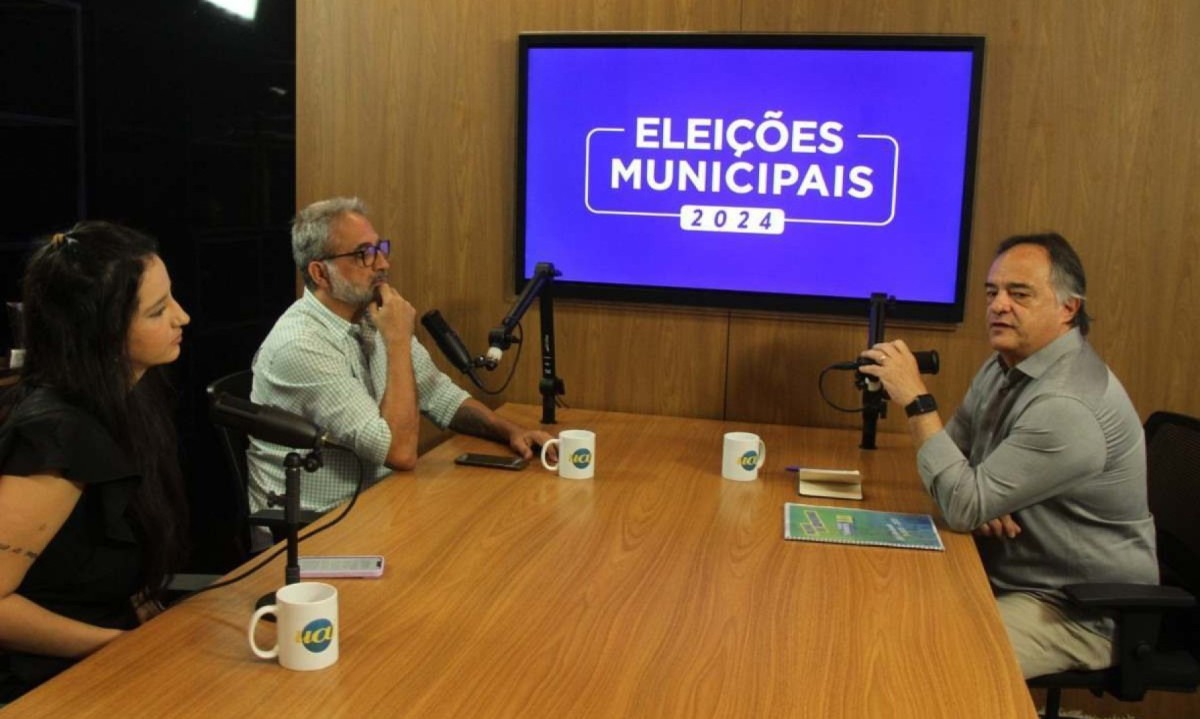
[783,503,944,551]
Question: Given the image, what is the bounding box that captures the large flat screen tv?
[514,33,985,322]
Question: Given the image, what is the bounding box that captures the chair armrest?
[1063,582,1196,611]
[1062,583,1200,701]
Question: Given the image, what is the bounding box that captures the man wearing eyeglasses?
[245,197,553,523]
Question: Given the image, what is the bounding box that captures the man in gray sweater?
[858,232,1158,679]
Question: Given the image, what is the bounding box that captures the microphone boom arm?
[207,391,331,601]
[488,262,564,424]
[853,294,941,449]
[488,262,560,358]
[860,292,891,450]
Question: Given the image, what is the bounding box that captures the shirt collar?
[301,288,364,337]
[992,327,1084,380]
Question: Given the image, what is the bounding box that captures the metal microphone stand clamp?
[256,448,324,611]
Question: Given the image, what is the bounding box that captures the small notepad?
[795,467,863,500]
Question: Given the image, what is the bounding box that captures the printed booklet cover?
[783,503,944,551]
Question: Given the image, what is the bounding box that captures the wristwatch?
[904,394,938,418]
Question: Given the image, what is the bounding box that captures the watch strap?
[905,394,938,418]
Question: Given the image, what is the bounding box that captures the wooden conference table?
[8,404,1036,718]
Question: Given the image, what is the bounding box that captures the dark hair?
[996,232,1092,336]
[8,221,188,598]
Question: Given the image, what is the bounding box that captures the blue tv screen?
[514,33,985,322]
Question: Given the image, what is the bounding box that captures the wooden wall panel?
[509,302,730,420]
[298,0,1200,445]
[724,314,991,429]
[732,0,1200,431]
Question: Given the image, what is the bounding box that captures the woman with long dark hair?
[0,222,190,702]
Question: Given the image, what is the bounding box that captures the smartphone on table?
[454,452,528,471]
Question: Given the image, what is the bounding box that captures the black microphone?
[842,350,940,395]
[420,309,483,388]
[834,350,940,374]
[210,393,349,451]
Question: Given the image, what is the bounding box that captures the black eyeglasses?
[320,239,391,267]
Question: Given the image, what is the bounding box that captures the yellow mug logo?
[295,618,335,653]
[738,450,759,471]
[570,448,593,469]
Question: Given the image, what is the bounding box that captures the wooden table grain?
[5,404,1036,718]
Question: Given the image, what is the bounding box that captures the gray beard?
[327,264,376,308]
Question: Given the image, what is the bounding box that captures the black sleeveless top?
[0,386,143,702]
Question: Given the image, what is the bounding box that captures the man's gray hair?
[996,232,1092,335]
[292,197,368,289]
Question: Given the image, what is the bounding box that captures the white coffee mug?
[7,348,24,369]
[248,582,339,671]
[541,429,596,479]
[722,431,766,481]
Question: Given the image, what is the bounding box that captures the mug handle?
[541,439,560,470]
[757,440,766,469]
[248,604,280,659]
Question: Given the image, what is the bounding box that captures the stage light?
[202,0,257,21]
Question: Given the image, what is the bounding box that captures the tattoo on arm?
[449,405,507,443]
[0,541,40,561]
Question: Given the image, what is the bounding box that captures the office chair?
[205,370,320,554]
[1028,411,1200,718]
